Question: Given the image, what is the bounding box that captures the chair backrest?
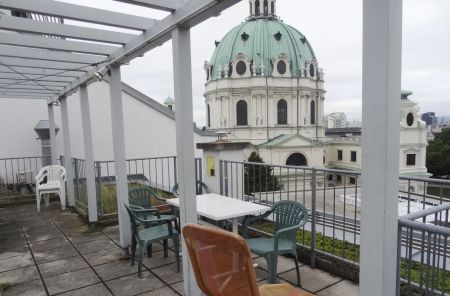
[183,224,260,296]
[38,165,66,183]
[128,187,157,209]
[172,180,209,196]
[124,204,141,241]
[272,200,308,242]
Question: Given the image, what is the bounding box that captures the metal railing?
[219,160,450,281]
[71,156,202,218]
[398,192,450,295]
[0,156,55,205]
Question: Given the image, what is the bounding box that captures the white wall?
[0,81,214,162]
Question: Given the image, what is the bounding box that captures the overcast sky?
[62,0,450,126]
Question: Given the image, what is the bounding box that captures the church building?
[202,0,428,178]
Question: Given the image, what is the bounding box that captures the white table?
[167,193,271,233]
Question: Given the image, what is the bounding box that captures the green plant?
[244,152,280,195]
[427,128,450,177]
[0,282,12,292]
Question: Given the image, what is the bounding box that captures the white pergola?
[0,0,403,295]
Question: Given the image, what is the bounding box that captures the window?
[309,63,315,77]
[337,150,343,161]
[207,104,211,127]
[255,0,260,16]
[349,177,356,185]
[277,99,287,124]
[310,100,316,125]
[235,61,247,76]
[406,154,416,166]
[271,1,275,14]
[250,2,252,14]
[328,174,333,181]
[406,113,414,127]
[263,0,268,16]
[286,153,308,166]
[277,60,286,74]
[351,151,357,162]
[337,175,342,182]
[236,100,248,126]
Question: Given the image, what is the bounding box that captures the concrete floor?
[0,203,359,295]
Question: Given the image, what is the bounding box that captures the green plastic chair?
[128,187,178,257]
[242,200,308,286]
[124,204,180,278]
[171,180,210,196]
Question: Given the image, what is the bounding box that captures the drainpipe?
[266,76,270,141]
[297,76,300,135]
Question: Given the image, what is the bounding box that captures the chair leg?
[44,194,49,207]
[292,251,301,287]
[173,236,180,272]
[147,243,152,258]
[266,254,278,284]
[36,191,41,212]
[163,239,168,258]
[130,236,137,266]
[138,243,146,278]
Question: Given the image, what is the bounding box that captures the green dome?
[164,96,174,105]
[209,19,316,80]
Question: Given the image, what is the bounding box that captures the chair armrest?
[273,222,306,253]
[35,170,46,183]
[61,172,67,182]
[129,205,145,211]
[242,210,273,238]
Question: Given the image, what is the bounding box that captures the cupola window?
[236,60,247,76]
[236,100,248,126]
[310,100,316,125]
[241,32,249,41]
[274,31,282,41]
[263,0,268,16]
[406,113,414,126]
[277,60,286,75]
[277,99,288,124]
[255,0,260,16]
[309,63,315,77]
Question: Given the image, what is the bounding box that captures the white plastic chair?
[35,165,67,212]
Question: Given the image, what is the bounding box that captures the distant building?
[347,119,362,128]
[324,112,347,128]
[421,112,437,126]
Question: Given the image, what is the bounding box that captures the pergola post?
[172,27,200,296]
[60,96,75,207]
[47,103,58,165]
[360,0,402,295]
[79,84,98,223]
[109,65,131,248]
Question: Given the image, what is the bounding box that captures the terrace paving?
[0,202,359,295]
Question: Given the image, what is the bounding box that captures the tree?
[244,152,280,195]
[427,128,450,177]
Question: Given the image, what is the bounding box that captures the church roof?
[259,134,323,148]
[209,18,316,79]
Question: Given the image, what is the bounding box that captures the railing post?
[173,156,177,185]
[396,224,402,296]
[310,168,317,268]
[95,162,103,217]
[219,160,223,195]
[73,159,80,203]
[224,161,229,197]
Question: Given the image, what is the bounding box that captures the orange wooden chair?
[182,224,315,296]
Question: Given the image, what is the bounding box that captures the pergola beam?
[0,90,55,96]
[0,57,90,72]
[0,94,48,100]
[0,15,136,45]
[0,45,104,65]
[114,0,184,12]
[0,32,117,55]
[0,85,62,91]
[0,67,83,78]
[0,0,157,31]
[57,0,241,100]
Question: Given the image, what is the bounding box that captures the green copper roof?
[209,19,316,80]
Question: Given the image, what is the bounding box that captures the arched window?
[263,0,268,16]
[255,0,260,16]
[250,2,253,15]
[310,100,316,125]
[207,104,211,127]
[277,99,287,124]
[236,100,248,126]
[286,153,308,166]
[271,1,275,14]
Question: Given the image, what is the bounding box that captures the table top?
[166,193,271,221]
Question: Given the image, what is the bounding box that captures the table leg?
[232,218,238,234]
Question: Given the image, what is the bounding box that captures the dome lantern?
[248,0,277,20]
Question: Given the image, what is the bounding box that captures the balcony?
[1,155,450,295]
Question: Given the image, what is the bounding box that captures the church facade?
[203,0,428,177]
